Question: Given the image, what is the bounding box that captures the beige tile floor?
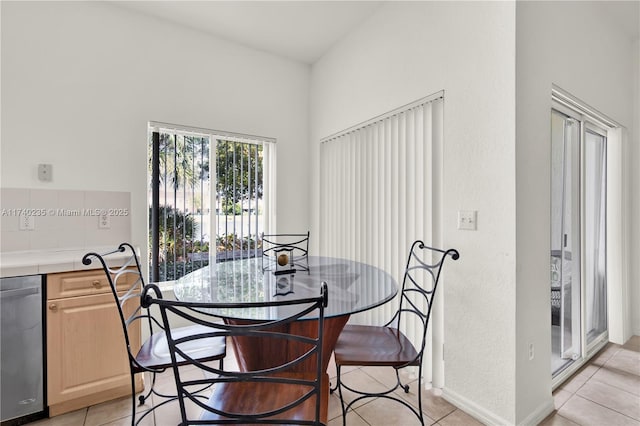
[28,336,639,426]
[540,335,640,426]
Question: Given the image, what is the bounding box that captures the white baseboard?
[518,399,555,426]
[441,387,554,426]
[442,387,512,425]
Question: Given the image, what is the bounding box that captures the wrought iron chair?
[261,231,310,273]
[82,243,227,426]
[330,241,459,426]
[141,282,329,425]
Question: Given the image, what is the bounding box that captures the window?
[148,122,275,282]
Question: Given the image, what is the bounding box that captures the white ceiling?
[112,1,638,65]
[113,1,384,64]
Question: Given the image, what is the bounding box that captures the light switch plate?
[457,210,477,230]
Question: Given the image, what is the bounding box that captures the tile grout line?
[579,367,640,421]
[586,371,640,396]
[588,365,640,396]
[550,341,639,426]
[553,411,581,426]
[570,393,640,424]
[353,410,372,425]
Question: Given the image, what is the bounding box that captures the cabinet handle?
[92,280,102,288]
[49,303,58,311]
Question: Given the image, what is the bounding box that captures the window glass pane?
[215,140,263,263]
[148,132,211,282]
[584,129,607,345]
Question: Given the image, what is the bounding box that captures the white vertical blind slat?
[352,131,357,260]
[423,103,434,384]
[398,111,408,342]
[431,98,445,388]
[357,130,364,262]
[391,115,400,299]
[267,141,277,235]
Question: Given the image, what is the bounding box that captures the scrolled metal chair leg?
[335,365,349,426]
[395,369,411,393]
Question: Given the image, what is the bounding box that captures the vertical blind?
[319,93,444,386]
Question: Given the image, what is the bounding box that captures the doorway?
[550,102,609,380]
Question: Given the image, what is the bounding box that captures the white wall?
[1,1,311,258]
[516,1,638,423]
[310,2,519,424]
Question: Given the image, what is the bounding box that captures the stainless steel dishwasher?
[0,275,46,425]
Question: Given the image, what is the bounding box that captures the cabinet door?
[46,291,141,407]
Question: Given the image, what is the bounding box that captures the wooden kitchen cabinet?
[46,269,142,416]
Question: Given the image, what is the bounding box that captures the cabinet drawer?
[47,269,138,300]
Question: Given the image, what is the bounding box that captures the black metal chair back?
[82,243,226,426]
[389,240,460,364]
[82,244,156,368]
[141,282,328,425]
[261,231,310,272]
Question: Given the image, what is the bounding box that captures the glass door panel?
[584,128,607,346]
[551,109,582,376]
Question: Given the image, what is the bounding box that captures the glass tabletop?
[172,256,398,321]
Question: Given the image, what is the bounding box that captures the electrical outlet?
[98,212,111,229]
[38,164,53,182]
[19,215,35,230]
[528,343,535,361]
[457,210,477,230]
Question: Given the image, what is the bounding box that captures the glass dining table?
[172,255,398,375]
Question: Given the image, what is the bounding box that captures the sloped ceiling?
[112,1,638,63]
[112,1,383,64]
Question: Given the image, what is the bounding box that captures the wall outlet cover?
[38,164,53,182]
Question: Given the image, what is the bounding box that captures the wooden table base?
[225,315,350,374]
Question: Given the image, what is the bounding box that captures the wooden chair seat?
[333,324,418,367]
[135,325,227,371]
[201,373,328,424]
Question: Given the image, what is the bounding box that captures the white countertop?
[0,247,133,278]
